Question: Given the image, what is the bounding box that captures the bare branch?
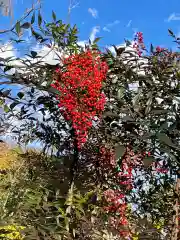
[0,1,40,34]
[67,0,79,24]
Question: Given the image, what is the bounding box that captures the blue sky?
[0,0,180,51]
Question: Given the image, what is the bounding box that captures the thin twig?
[0,2,40,34]
[67,0,79,24]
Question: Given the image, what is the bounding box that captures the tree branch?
[0,2,39,34]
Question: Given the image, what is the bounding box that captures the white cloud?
[74,26,100,48]
[0,42,17,75]
[35,45,60,65]
[89,26,100,42]
[103,20,120,32]
[126,20,132,28]
[77,40,88,48]
[0,42,16,59]
[167,13,180,22]
[88,8,98,18]
[107,43,126,56]
[103,26,111,33]
[7,44,65,72]
[103,27,110,32]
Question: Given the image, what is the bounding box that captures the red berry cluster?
[133,32,145,56]
[100,146,171,237]
[104,189,129,237]
[99,148,134,238]
[99,146,116,168]
[155,46,178,61]
[117,148,143,189]
[156,46,166,53]
[52,50,108,149]
[101,147,144,238]
[153,161,169,174]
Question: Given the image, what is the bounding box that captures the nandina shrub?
[133,31,145,56]
[52,50,108,149]
[100,147,144,239]
[91,141,170,239]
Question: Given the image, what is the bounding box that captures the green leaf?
[4,65,13,72]
[0,99,4,106]
[132,89,142,106]
[157,133,173,146]
[38,11,42,26]
[143,156,154,168]
[162,149,178,163]
[168,29,175,37]
[21,22,31,29]
[93,37,101,43]
[107,58,113,66]
[150,43,154,53]
[10,39,25,44]
[72,228,76,238]
[47,87,61,95]
[31,87,35,93]
[2,90,11,97]
[4,105,9,113]
[145,96,153,115]
[122,115,134,122]
[125,40,131,46]
[15,21,21,35]
[52,10,56,22]
[31,51,37,58]
[115,145,125,160]
[64,217,69,232]
[31,12,35,24]
[31,29,43,40]
[160,122,169,130]
[10,102,18,110]
[117,87,125,99]
[17,92,24,99]
[151,109,168,115]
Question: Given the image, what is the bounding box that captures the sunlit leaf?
[15,21,21,36]
[117,87,125,99]
[93,37,101,43]
[3,105,9,113]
